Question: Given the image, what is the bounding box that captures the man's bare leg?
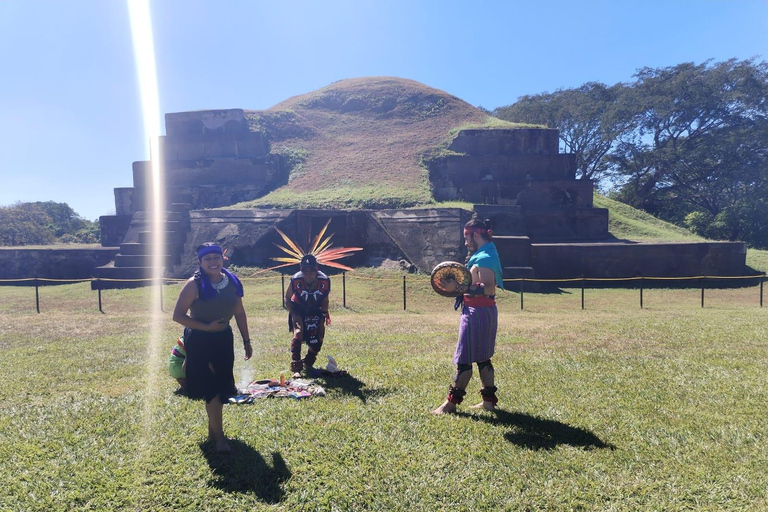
[432,364,472,414]
[472,360,497,410]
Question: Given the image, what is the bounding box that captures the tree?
[18,201,89,237]
[494,82,629,183]
[0,201,100,246]
[609,58,768,246]
[0,205,56,246]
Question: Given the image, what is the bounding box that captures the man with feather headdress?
[285,253,330,373]
[268,219,362,375]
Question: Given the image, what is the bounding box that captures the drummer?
[432,217,504,414]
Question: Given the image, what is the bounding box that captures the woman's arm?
[172,278,227,332]
[233,297,252,360]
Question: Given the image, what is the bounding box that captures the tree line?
[0,201,100,246]
[493,58,768,249]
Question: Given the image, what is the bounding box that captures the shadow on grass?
[199,440,291,503]
[459,409,615,451]
[314,373,392,403]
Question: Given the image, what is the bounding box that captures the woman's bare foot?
[215,437,231,453]
[431,400,457,415]
[471,401,496,411]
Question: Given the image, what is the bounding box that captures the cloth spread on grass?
[228,378,326,403]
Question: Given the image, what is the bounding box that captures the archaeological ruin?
[93,103,747,288]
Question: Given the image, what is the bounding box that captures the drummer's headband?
[464,227,493,239]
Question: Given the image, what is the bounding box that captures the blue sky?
[1,0,766,221]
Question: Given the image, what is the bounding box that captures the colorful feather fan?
[267,219,363,271]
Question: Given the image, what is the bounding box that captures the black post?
[581,277,585,310]
[701,278,705,308]
[760,273,765,308]
[281,273,285,309]
[640,277,644,309]
[342,271,346,308]
[520,278,524,310]
[35,276,40,314]
[403,275,406,311]
[98,282,103,313]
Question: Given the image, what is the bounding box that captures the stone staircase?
[91,204,191,289]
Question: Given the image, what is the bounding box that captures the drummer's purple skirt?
[453,304,498,364]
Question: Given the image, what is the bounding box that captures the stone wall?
[530,241,747,279]
[0,247,119,281]
[169,208,473,277]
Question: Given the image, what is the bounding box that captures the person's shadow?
[312,372,392,403]
[458,409,615,451]
[199,440,291,503]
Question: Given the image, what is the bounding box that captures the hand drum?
[430,261,472,297]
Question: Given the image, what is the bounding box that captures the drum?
[430,261,472,297]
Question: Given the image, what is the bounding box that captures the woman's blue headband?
[197,245,223,260]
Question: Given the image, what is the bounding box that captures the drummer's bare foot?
[431,400,457,415]
[471,401,496,411]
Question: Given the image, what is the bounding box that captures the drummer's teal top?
[467,241,504,290]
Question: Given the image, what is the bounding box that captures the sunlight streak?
[127,0,166,466]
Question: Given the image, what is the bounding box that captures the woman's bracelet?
[243,339,251,345]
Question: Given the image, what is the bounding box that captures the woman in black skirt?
[173,243,252,452]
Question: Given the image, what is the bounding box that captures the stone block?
[493,236,532,267]
[472,205,527,235]
[114,187,134,216]
[524,208,609,241]
[510,179,594,210]
[449,128,560,155]
[165,109,249,136]
[99,215,132,247]
[530,241,747,279]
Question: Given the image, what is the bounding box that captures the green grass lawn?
[1,270,767,511]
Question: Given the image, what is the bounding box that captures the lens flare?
[127,0,166,454]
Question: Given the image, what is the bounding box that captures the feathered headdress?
[267,219,363,272]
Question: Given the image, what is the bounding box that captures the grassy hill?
[593,195,703,242]
[233,77,531,209]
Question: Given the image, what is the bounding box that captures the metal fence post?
[639,276,644,309]
[581,276,585,310]
[761,273,765,308]
[403,275,406,311]
[701,277,705,308]
[35,276,40,314]
[97,279,103,313]
[342,271,346,308]
[159,279,164,312]
[520,278,524,310]
[281,273,285,309]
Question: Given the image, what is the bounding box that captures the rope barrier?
[3,271,764,313]
[2,273,763,285]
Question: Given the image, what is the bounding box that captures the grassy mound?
[233,77,528,209]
